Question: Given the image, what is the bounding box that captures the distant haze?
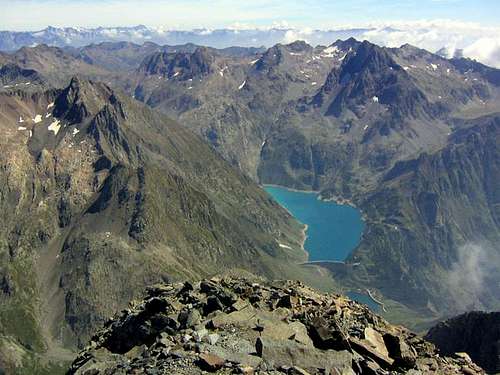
[2,22,500,68]
[1,1,499,66]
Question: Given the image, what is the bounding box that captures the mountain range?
[0,37,498,372]
[3,25,497,66]
[0,25,383,51]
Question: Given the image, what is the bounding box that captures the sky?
[1,0,499,31]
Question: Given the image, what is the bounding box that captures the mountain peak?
[332,37,361,51]
[286,40,313,52]
[53,76,115,123]
[341,40,398,75]
[138,47,216,79]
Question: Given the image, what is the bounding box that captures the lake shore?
[300,223,309,259]
[366,289,387,312]
[262,183,365,218]
[264,184,364,262]
[263,184,311,259]
[262,183,319,194]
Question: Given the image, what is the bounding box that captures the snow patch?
[238,80,246,90]
[250,59,259,65]
[430,63,438,71]
[278,243,292,250]
[219,66,228,77]
[72,128,80,136]
[48,120,61,135]
[17,126,27,131]
[47,102,54,109]
[18,117,24,123]
[45,113,51,118]
[363,125,369,130]
[372,96,379,103]
[172,71,180,77]
[311,82,317,86]
[322,46,339,56]
[32,114,42,123]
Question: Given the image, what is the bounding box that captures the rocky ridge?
[69,277,484,374]
[425,311,500,374]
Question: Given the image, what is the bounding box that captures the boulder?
[383,332,417,369]
[197,353,225,372]
[349,337,394,368]
[256,337,353,373]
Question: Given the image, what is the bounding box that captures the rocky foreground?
[68,277,484,374]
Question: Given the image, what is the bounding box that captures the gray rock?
[205,333,220,345]
[383,333,417,368]
[178,309,201,329]
[256,337,353,373]
[193,328,208,342]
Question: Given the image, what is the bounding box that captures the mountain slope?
[342,116,500,316]
[0,76,316,371]
[0,44,118,87]
[425,311,500,373]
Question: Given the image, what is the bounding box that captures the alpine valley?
[0,33,498,373]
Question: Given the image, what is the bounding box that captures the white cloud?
[283,28,313,44]
[356,20,500,67]
[445,242,500,312]
[463,37,500,68]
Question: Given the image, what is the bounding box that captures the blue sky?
[1,0,498,31]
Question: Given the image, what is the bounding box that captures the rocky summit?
[69,277,484,375]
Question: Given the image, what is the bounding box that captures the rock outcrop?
[425,311,500,374]
[69,277,484,374]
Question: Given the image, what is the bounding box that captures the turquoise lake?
[264,185,365,262]
[346,292,380,312]
[265,185,378,312]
